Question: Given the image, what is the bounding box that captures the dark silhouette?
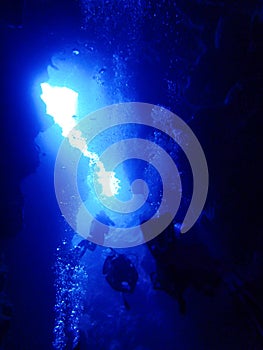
[89,211,115,246]
[103,249,138,310]
[141,215,221,314]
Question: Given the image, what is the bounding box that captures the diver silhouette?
[103,249,138,310]
[89,210,115,246]
[141,214,221,314]
[73,211,115,261]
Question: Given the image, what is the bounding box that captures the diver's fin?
[122,292,131,310]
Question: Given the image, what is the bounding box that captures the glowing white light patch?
[67,129,120,196]
[40,83,78,137]
[40,82,120,197]
[96,162,121,197]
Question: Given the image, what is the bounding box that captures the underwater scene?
[0,0,263,349]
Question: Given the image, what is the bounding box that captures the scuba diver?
[103,249,138,310]
[141,214,221,314]
[73,210,115,261]
[89,210,115,246]
[142,208,263,342]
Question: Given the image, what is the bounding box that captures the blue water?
[1,0,263,349]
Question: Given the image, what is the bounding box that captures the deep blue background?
[0,0,263,349]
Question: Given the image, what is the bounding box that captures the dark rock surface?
[0,1,262,347]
